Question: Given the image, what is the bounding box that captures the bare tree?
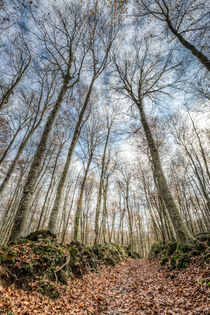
[9,3,89,241]
[112,38,195,245]
[48,3,120,234]
[135,0,210,71]
[73,111,102,241]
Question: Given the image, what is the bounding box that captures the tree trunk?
[166,18,210,71]
[137,100,194,245]
[73,152,93,240]
[94,128,111,244]
[9,80,69,241]
[48,79,95,234]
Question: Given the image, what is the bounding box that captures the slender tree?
[113,39,195,245]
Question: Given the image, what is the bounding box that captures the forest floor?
[0,258,209,315]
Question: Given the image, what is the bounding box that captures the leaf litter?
[0,258,209,314]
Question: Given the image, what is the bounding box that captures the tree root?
[54,255,70,283]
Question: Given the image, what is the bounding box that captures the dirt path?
[0,259,209,314]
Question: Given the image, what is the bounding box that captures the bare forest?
[0,1,209,313]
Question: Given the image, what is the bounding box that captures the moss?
[179,244,193,253]
[69,246,78,258]
[150,239,209,270]
[170,251,190,269]
[0,248,16,263]
[0,236,139,299]
[26,230,56,242]
[207,236,210,247]
[165,242,177,256]
[22,262,34,273]
[8,237,28,246]
[149,242,163,258]
[160,257,168,266]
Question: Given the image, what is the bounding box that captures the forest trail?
[0,259,209,314]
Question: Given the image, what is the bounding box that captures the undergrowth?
[0,230,140,298]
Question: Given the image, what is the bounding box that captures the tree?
[135,0,210,71]
[112,38,195,245]
[9,2,88,241]
[94,108,117,244]
[0,70,55,195]
[0,36,31,112]
[48,3,119,233]
[72,109,102,240]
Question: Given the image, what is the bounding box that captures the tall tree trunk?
[48,79,95,234]
[94,128,111,244]
[9,79,70,241]
[37,143,63,230]
[125,181,134,249]
[101,178,108,244]
[73,152,93,240]
[61,170,82,243]
[137,100,194,245]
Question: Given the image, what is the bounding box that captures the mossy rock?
[165,242,177,256]
[0,237,68,289]
[0,246,16,263]
[8,237,29,246]
[149,242,163,258]
[170,251,190,269]
[178,243,193,253]
[68,245,79,258]
[26,230,56,242]
[194,242,206,252]
[160,257,168,266]
[68,241,86,252]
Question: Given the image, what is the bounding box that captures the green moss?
[160,257,168,266]
[170,251,190,269]
[207,236,210,247]
[22,262,33,273]
[149,242,163,258]
[69,246,78,258]
[26,230,56,242]
[0,236,139,299]
[179,244,193,253]
[0,248,16,263]
[165,242,177,256]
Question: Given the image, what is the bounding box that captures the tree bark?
[137,100,194,245]
[9,80,70,241]
[48,79,95,234]
[94,127,111,244]
[166,17,210,71]
[73,151,93,240]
